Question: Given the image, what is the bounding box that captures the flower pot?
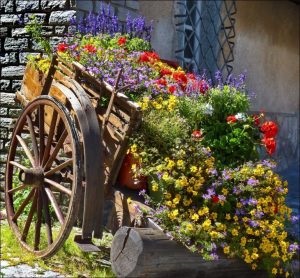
[117,153,147,190]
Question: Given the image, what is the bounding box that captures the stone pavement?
[0,260,64,277]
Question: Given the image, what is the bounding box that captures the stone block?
[1,66,25,78]
[0,117,12,129]
[111,0,125,6]
[16,0,39,12]
[126,0,139,11]
[41,26,54,36]
[0,80,11,91]
[0,128,8,139]
[0,92,16,106]
[68,25,77,34]
[19,52,39,64]
[4,38,28,51]
[9,108,21,118]
[55,26,66,35]
[0,27,8,38]
[0,108,8,117]
[40,0,67,9]
[24,13,46,24]
[0,53,17,65]
[49,37,64,48]
[0,14,20,25]
[49,10,76,25]
[1,0,14,12]
[11,27,29,37]
[12,80,22,91]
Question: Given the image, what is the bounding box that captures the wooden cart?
[5,55,266,277]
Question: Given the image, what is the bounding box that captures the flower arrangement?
[25,6,299,277]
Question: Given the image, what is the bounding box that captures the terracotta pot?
[117,153,147,190]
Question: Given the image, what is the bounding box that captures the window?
[175,0,236,81]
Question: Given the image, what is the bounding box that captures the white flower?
[203,103,213,115]
[235,112,246,121]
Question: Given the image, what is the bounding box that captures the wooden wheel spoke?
[7,183,29,194]
[44,159,73,177]
[43,130,68,170]
[12,189,35,221]
[42,110,58,166]
[44,178,72,196]
[44,187,65,225]
[21,190,38,242]
[16,135,35,166]
[26,114,39,164]
[9,161,28,171]
[41,189,53,245]
[39,105,45,165]
[34,190,43,250]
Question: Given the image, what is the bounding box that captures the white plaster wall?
[233,1,299,114]
[139,1,176,61]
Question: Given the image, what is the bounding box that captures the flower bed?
[25,7,299,277]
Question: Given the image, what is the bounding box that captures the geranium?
[83,44,97,53]
[226,115,237,123]
[117,36,127,46]
[260,121,278,138]
[262,136,276,155]
[57,42,68,52]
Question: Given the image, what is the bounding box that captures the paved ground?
[0,260,64,277]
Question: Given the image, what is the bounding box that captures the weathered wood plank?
[110,226,267,278]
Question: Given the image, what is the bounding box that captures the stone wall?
[0,0,77,192]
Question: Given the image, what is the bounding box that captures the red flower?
[212,195,219,203]
[199,80,209,94]
[117,37,127,46]
[192,130,202,140]
[57,42,68,52]
[262,136,276,155]
[160,68,172,76]
[168,85,176,94]
[187,73,196,80]
[155,78,167,86]
[260,121,278,138]
[226,115,237,123]
[84,44,97,53]
[139,51,160,63]
[252,114,261,126]
[173,72,187,84]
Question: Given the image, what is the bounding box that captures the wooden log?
[110,227,266,278]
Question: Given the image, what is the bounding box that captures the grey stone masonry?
[0,0,77,171]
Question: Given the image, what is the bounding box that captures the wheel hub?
[19,167,44,187]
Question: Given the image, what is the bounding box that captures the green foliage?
[25,15,52,57]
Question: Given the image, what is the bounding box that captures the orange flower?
[160,68,173,76]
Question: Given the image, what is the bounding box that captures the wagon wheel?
[5,96,82,258]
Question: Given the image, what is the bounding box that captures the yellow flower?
[183,198,192,207]
[233,215,239,222]
[173,196,180,205]
[164,192,172,199]
[151,182,159,192]
[222,188,228,195]
[202,219,211,230]
[251,253,259,260]
[177,159,185,169]
[167,160,175,170]
[251,263,257,270]
[231,229,238,236]
[190,165,197,173]
[240,237,247,247]
[191,213,199,221]
[198,207,209,216]
[223,246,230,254]
[272,268,278,275]
[186,223,194,231]
[225,214,231,220]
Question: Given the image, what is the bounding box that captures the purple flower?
[248,220,259,228]
[247,178,259,186]
[255,210,264,219]
[288,243,299,252]
[291,215,299,223]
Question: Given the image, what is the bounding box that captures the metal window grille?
[175,0,236,81]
